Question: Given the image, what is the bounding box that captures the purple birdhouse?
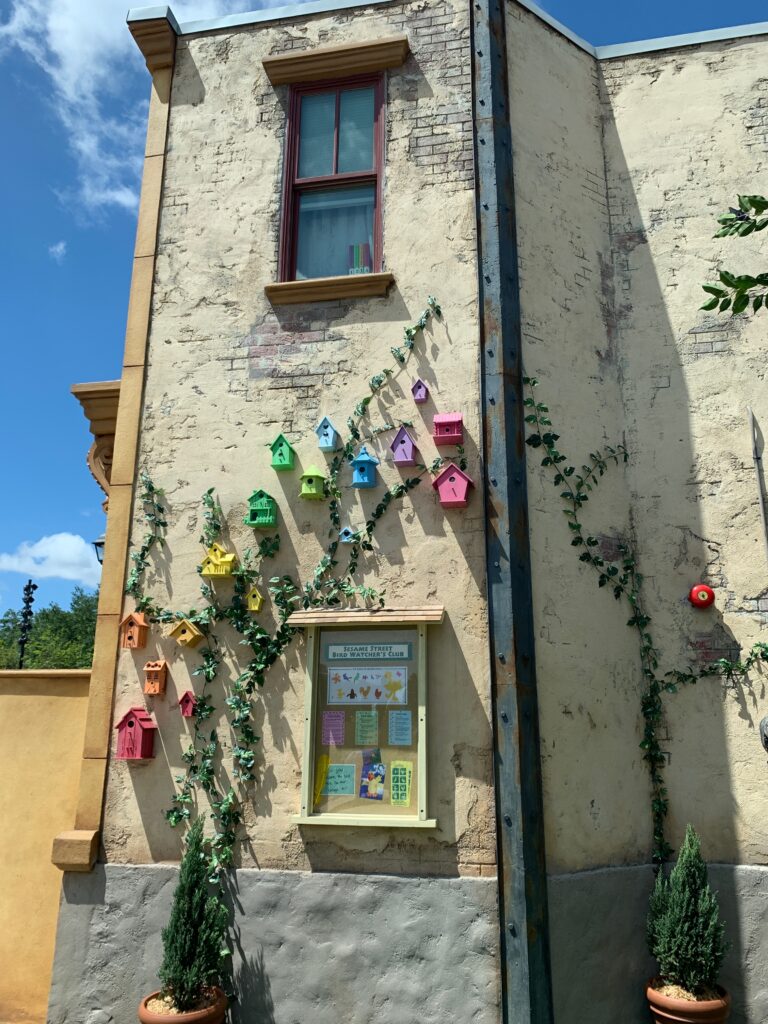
[390,426,418,467]
[432,463,474,509]
[411,379,429,404]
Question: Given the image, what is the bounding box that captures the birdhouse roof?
[143,659,167,671]
[389,427,416,452]
[115,707,157,731]
[352,445,380,466]
[246,586,262,598]
[270,433,294,452]
[432,463,474,490]
[120,611,149,628]
[301,465,326,479]
[204,545,235,564]
[433,413,462,426]
[169,617,203,637]
[411,379,428,393]
[247,489,273,504]
[315,416,337,435]
[180,690,196,703]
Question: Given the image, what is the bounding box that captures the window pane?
[298,92,335,178]
[338,87,375,173]
[296,185,375,280]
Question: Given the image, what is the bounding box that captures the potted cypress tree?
[138,816,229,1023]
[646,824,730,1023]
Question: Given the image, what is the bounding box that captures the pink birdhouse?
[390,426,418,466]
[115,707,157,760]
[432,463,474,509]
[432,413,464,447]
[411,379,429,404]
[120,611,149,650]
[179,691,197,718]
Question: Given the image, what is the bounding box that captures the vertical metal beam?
[470,1,554,1022]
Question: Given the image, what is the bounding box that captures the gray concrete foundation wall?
[549,864,768,1024]
[47,865,500,1024]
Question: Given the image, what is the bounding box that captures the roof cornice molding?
[127,7,179,71]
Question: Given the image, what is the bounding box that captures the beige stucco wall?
[102,0,496,877]
[511,3,768,872]
[0,671,89,1024]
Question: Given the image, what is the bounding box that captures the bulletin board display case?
[290,608,443,828]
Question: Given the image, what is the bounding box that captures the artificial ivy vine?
[126,296,447,875]
[523,376,768,864]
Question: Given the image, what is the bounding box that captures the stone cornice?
[129,13,178,73]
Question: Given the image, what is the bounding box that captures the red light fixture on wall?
[688,584,715,608]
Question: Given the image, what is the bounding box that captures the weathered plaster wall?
[103,0,495,878]
[0,671,89,1024]
[48,865,500,1024]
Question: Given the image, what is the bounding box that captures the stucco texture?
[103,0,495,877]
[509,5,768,872]
[0,671,89,1024]
[47,865,500,1024]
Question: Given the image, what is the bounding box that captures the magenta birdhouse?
[390,426,418,467]
[179,691,197,718]
[411,379,429,404]
[432,413,464,447]
[115,707,157,760]
[433,463,474,509]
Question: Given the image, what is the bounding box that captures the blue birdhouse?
[339,527,357,544]
[315,417,339,452]
[351,445,380,489]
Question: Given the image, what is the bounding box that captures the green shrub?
[158,816,229,1011]
[647,824,728,995]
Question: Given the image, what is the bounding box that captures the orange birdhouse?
[120,611,150,650]
[143,659,168,696]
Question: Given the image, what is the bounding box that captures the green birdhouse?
[300,466,326,501]
[243,489,278,529]
[270,433,295,471]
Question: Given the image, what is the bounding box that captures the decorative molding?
[265,272,395,305]
[71,381,120,511]
[129,14,178,72]
[263,35,409,85]
[288,605,444,626]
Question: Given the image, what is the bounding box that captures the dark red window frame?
[278,73,385,283]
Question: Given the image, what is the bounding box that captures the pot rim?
[646,978,730,1009]
[138,986,228,1023]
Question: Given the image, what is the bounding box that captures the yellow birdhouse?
[246,587,264,613]
[168,618,204,648]
[200,543,237,577]
[300,466,327,501]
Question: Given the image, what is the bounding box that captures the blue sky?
[0,0,765,614]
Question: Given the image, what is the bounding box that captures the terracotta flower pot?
[646,979,731,1023]
[138,987,227,1024]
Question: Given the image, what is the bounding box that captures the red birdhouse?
[432,413,464,447]
[115,707,157,760]
[688,584,715,608]
[143,659,168,696]
[120,611,150,650]
[179,691,197,718]
[432,463,474,509]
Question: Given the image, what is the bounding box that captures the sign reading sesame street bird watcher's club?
[324,642,412,662]
[327,666,407,705]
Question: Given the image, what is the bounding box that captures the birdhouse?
[411,379,429,404]
[200,543,237,577]
[351,446,380,489]
[115,707,157,760]
[339,527,357,543]
[390,426,418,467]
[243,489,278,530]
[432,463,474,509]
[246,587,264,613]
[120,611,149,650]
[270,433,295,471]
[179,691,197,718]
[300,466,327,500]
[688,584,715,608]
[315,417,339,452]
[169,618,204,648]
[143,659,168,696]
[432,413,464,447]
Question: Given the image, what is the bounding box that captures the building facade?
[48,2,768,1023]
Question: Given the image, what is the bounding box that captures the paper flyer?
[388,709,412,746]
[322,710,345,746]
[355,709,378,745]
[390,760,413,807]
[322,764,357,797]
[313,754,329,807]
[327,666,407,705]
[359,747,386,800]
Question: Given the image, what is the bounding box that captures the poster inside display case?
[289,609,443,828]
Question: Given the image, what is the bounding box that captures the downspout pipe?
[470,2,555,1022]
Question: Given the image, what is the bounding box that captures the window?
[280,75,383,283]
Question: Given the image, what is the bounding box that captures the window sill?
[265,272,395,305]
[293,814,437,829]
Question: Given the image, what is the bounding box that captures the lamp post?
[18,579,38,670]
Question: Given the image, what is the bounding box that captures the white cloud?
[48,239,67,262]
[0,533,102,587]
[0,0,263,217]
